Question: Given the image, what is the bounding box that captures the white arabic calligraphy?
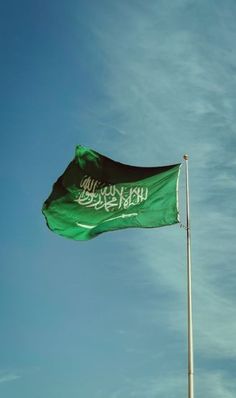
[74,175,148,212]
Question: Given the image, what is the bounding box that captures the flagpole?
[183,154,194,398]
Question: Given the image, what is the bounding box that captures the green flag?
[42,145,181,240]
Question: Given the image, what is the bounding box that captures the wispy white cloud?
[0,371,21,384]
[109,370,236,398]
[89,0,236,163]
[86,0,236,396]
[0,367,39,385]
[196,371,236,398]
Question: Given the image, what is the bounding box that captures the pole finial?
[183,154,189,160]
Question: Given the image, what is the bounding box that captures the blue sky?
[1,0,236,397]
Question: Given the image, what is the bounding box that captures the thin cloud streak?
[0,372,21,384]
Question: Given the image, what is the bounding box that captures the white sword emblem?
[76,213,138,229]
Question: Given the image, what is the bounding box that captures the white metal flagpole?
[183,154,194,398]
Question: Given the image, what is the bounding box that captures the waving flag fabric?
[42,145,181,240]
